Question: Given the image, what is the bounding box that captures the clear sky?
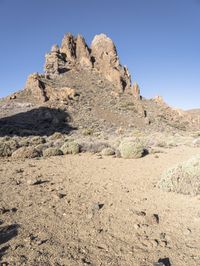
[0,0,199,110]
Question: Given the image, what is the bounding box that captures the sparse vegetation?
[82,128,94,136]
[0,138,19,157]
[158,155,200,195]
[43,147,63,157]
[61,141,80,155]
[119,140,146,159]
[12,146,40,159]
[101,147,115,156]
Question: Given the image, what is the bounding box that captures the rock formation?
[76,34,92,68]
[24,73,48,103]
[43,33,132,92]
[45,45,67,76]
[132,82,141,100]
[91,34,131,92]
[24,73,76,103]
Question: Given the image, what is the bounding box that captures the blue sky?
[0,0,199,109]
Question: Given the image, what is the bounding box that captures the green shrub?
[101,147,115,156]
[43,147,63,157]
[0,139,19,157]
[158,155,200,195]
[119,140,145,159]
[82,128,94,136]
[61,142,80,155]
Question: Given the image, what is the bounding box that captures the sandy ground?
[1,146,200,266]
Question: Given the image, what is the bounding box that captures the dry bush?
[158,155,200,195]
[119,140,146,159]
[43,147,63,157]
[61,141,80,155]
[0,138,19,157]
[12,146,40,159]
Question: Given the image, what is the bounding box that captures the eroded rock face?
[27,33,133,102]
[25,73,48,103]
[60,33,76,63]
[91,34,131,92]
[132,82,141,100]
[24,73,76,103]
[45,45,67,76]
[43,33,132,92]
[76,34,92,68]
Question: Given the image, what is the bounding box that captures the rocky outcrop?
[45,45,68,76]
[76,34,92,68]
[132,82,141,100]
[25,73,48,103]
[43,33,132,92]
[91,34,131,92]
[60,33,76,63]
[24,73,76,103]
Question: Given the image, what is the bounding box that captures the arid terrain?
[1,33,200,266]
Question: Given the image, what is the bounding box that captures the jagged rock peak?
[132,82,141,100]
[60,33,76,62]
[44,33,132,92]
[91,33,131,92]
[51,44,60,53]
[76,34,92,67]
[91,34,119,63]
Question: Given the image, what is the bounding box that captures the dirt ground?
[1,146,200,266]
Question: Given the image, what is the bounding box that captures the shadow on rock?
[0,107,75,137]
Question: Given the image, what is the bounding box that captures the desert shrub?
[12,146,40,159]
[30,136,46,146]
[61,141,80,155]
[156,141,168,148]
[101,147,115,156]
[18,138,30,147]
[191,131,200,138]
[82,128,94,136]
[157,155,200,195]
[79,141,109,153]
[35,143,51,153]
[0,139,19,157]
[52,139,65,149]
[48,132,64,141]
[132,129,144,138]
[119,140,145,159]
[43,147,63,157]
